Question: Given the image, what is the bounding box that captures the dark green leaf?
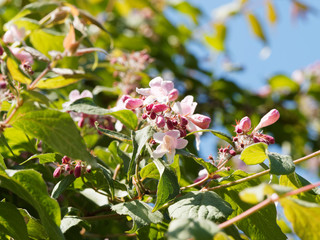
[19,209,48,240]
[268,152,295,175]
[11,109,95,166]
[11,2,59,20]
[168,191,233,222]
[0,169,64,239]
[167,218,219,240]
[111,200,164,232]
[98,164,114,198]
[51,175,76,199]
[96,123,131,142]
[153,159,180,212]
[21,153,56,165]
[140,162,160,180]
[0,202,28,240]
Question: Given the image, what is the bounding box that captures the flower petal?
[165,130,180,139]
[153,132,166,143]
[149,76,163,87]
[136,87,151,96]
[152,144,167,159]
[176,138,188,149]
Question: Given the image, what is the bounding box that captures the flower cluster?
[233,109,280,152]
[53,156,91,178]
[120,76,211,162]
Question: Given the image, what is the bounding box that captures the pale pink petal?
[161,81,174,93]
[69,90,80,101]
[152,145,167,159]
[165,130,180,139]
[176,138,188,149]
[190,114,211,129]
[136,87,151,96]
[166,150,176,163]
[149,76,163,88]
[153,132,166,143]
[80,90,93,99]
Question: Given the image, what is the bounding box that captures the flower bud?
[166,119,174,130]
[0,81,7,89]
[254,109,280,131]
[120,95,131,103]
[124,98,143,109]
[180,116,188,126]
[190,114,211,129]
[146,104,154,112]
[0,46,3,56]
[229,150,236,156]
[78,117,85,128]
[237,116,251,133]
[74,163,82,178]
[142,113,148,119]
[156,115,166,128]
[152,104,168,113]
[150,112,156,120]
[65,164,70,172]
[86,165,92,173]
[179,129,187,137]
[62,156,70,164]
[168,89,179,101]
[53,167,61,178]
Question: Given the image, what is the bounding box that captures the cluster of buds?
[53,156,91,178]
[0,77,14,103]
[110,50,153,95]
[233,109,280,152]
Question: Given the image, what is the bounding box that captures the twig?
[113,164,121,180]
[81,213,122,221]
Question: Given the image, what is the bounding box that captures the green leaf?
[19,209,48,240]
[153,159,180,212]
[187,129,234,148]
[108,141,130,173]
[51,175,76,199]
[269,75,299,94]
[12,109,95,166]
[128,126,155,179]
[20,90,50,106]
[80,188,109,207]
[268,152,295,175]
[167,218,220,240]
[7,17,40,31]
[30,29,64,57]
[246,12,266,43]
[24,46,50,62]
[205,23,226,52]
[66,98,138,130]
[177,149,217,174]
[35,72,101,89]
[168,191,233,222]
[96,123,131,142]
[7,57,31,84]
[21,153,56,165]
[239,183,292,204]
[173,2,201,24]
[280,198,320,240]
[111,200,164,232]
[215,170,287,240]
[137,223,167,240]
[140,162,160,180]
[98,164,114,198]
[11,2,59,20]
[60,216,90,234]
[0,202,28,240]
[0,153,6,170]
[240,142,268,165]
[0,169,64,239]
[280,173,320,203]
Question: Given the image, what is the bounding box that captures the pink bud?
[254,109,280,131]
[236,116,251,133]
[152,104,168,113]
[124,98,143,109]
[0,46,3,56]
[229,150,236,156]
[120,95,131,103]
[78,117,85,128]
[74,163,82,178]
[142,113,148,119]
[65,164,70,172]
[190,114,211,129]
[53,167,61,178]
[156,115,166,128]
[0,81,7,89]
[168,89,179,101]
[146,104,154,112]
[150,112,156,120]
[166,119,174,130]
[62,156,70,164]
[180,116,188,126]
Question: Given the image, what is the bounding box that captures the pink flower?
[10,47,33,65]
[3,25,25,43]
[172,96,211,150]
[136,76,178,103]
[152,130,188,163]
[62,89,93,108]
[124,98,143,109]
[235,116,251,133]
[254,109,280,132]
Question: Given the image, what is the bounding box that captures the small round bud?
[86,165,92,173]
[74,163,82,178]
[233,137,238,142]
[146,104,154,112]
[142,113,148,119]
[179,129,186,137]
[65,164,70,172]
[156,115,166,128]
[180,117,188,126]
[62,156,70,164]
[166,119,174,130]
[0,81,7,89]
[229,150,236,156]
[223,148,228,153]
[172,119,178,126]
[152,104,168,113]
[150,112,156,120]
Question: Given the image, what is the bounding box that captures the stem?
[207,150,320,191]
[219,181,320,229]
[180,174,210,191]
[28,65,51,90]
[113,164,121,180]
[135,155,145,194]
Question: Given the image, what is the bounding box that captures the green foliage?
[240,143,268,165]
[51,175,76,199]
[168,191,233,222]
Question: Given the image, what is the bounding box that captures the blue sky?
[188,0,320,90]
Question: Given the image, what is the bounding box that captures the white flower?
[136,76,178,104]
[152,130,188,163]
[3,25,25,43]
[62,89,93,108]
